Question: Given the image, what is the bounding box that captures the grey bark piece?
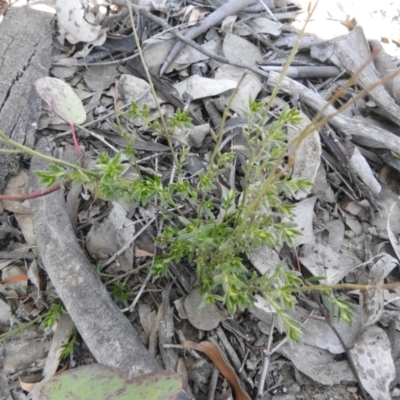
[369,39,400,106]
[29,140,193,400]
[333,27,400,127]
[0,6,52,192]
[159,290,179,371]
[267,71,400,154]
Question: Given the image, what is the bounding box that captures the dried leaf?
[360,254,398,327]
[340,196,370,222]
[289,197,316,247]
[300,243,356,284]
[173,76,236,100]
[86,203,135,272]
[19,377,37,392]
[248,246,281,275]
[222,33,262,65]
[302,305,363,354]
[214,65,262,117]
[134,246,154,257]
[56,0,101,43]
[0,298,11,325]
[184,341,250,400]
[1,169,30,214]
[387,198,400,260]
[279,341,355,385]
[184,288,226,331]
[350,326,395,400]
[287,112,321,199]
[0,274,29,284]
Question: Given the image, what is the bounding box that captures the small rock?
[271,395,296,400]
[312,394,327,400]
[288,383,301,394]
[392,387,400,397]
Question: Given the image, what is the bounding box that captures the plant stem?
[125,0,180,168]
[0,130,98,178]
[0,149,24,154]
[198,74,246,218]
[0,183,61,201]
[289,282,400,293]
[70,124,82,154]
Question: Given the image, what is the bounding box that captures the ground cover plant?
[0,77,353,341]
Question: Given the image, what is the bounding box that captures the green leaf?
[306,276,325,283]
[43,299,65,329]
[35,171,57,188]
[39,364,182,400]
[391,151,400,159]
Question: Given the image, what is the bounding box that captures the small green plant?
[109,282,134,307]
[19,97,348,340]
[0,298,67,343]
[59,327,79,361]
[43,298,66,329]
[0,93,355,340]
[42,299,80,362]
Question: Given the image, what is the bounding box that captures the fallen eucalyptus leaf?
[184,288,226,331]
[36,77,86,125]
[350,325,395,400]
[39,364,182,400]
[56,0,101,43]
[184,341,250,400]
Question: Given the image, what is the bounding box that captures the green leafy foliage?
[59,328,78,361]
[109,282,133,307]
[36,162,91,188]
[43,299,66,329]
[0,299,68,344]
[31,99,352,340]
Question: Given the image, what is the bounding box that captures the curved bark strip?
[267,71,400,153]
[29,139,160,377]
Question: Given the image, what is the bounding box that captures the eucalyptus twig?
[122,270,153,313]
[207,368,220,400]
[257,317,276,397]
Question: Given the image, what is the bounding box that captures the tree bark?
[0,6,52,192]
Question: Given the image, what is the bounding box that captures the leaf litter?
[1,1,400,400]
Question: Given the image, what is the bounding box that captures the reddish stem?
[70,124,82,154]
[0,183,61,202]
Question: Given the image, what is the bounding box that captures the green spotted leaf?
[39,364,182,400]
